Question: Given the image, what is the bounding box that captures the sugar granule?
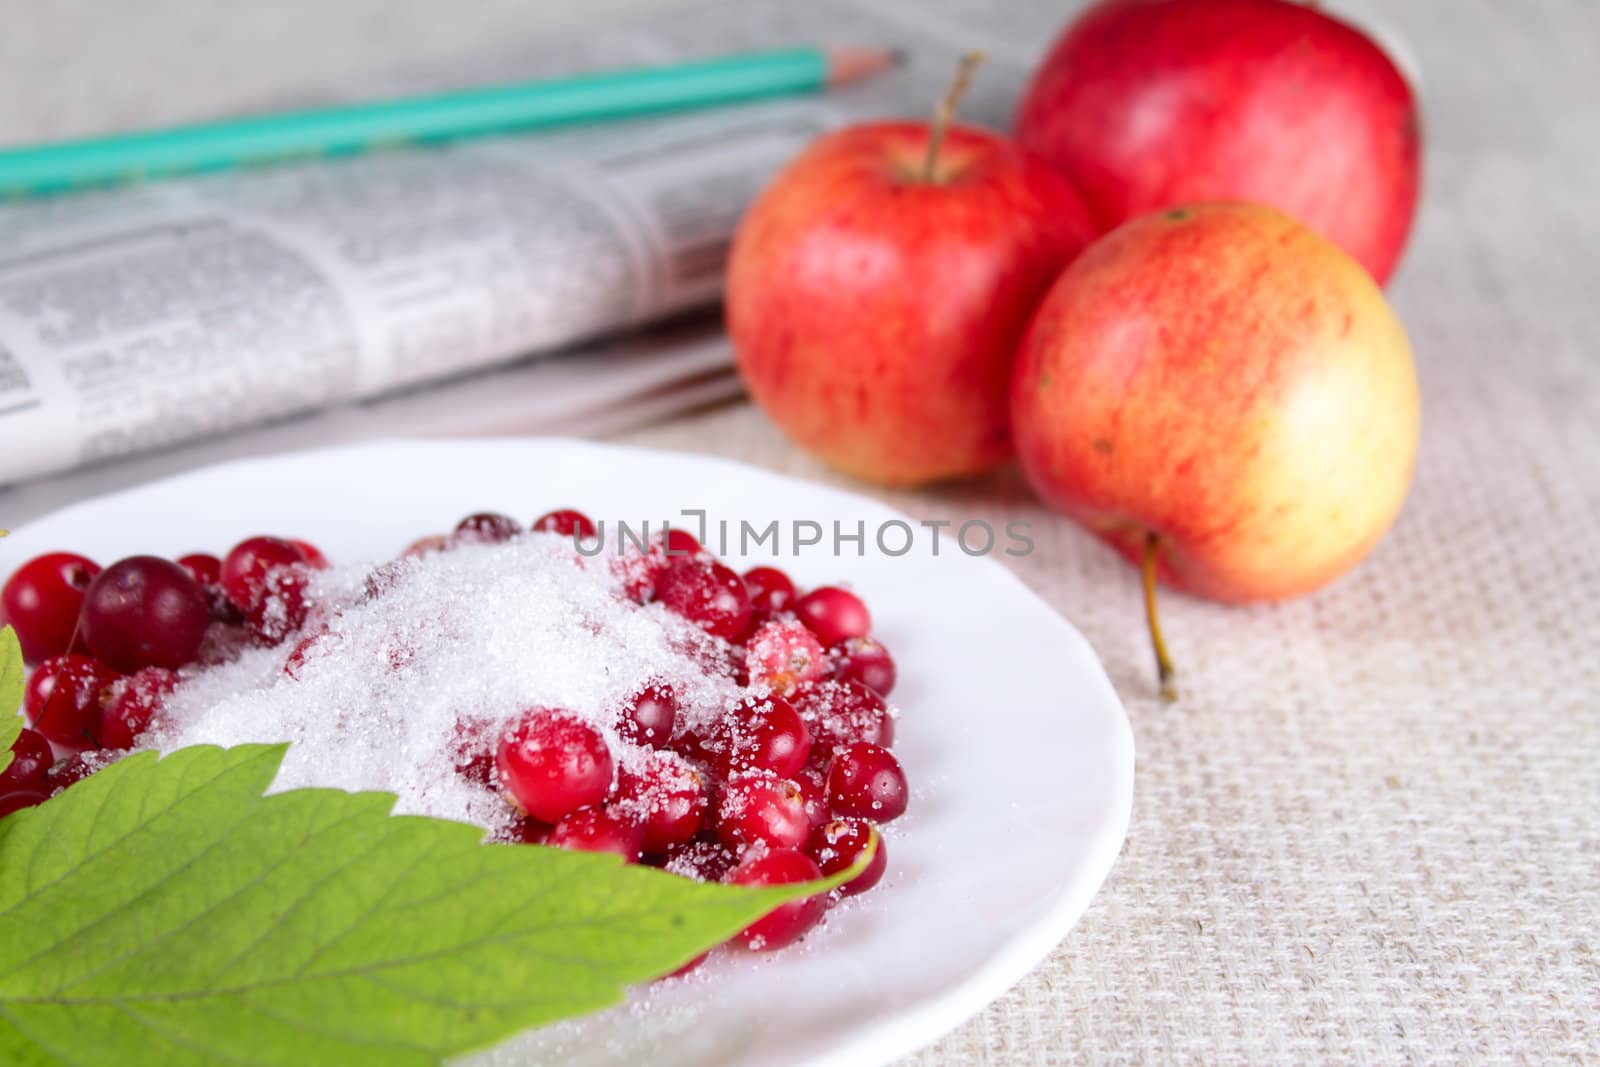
[149,536,747,835]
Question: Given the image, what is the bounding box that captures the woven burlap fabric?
[8,0,1598,1061]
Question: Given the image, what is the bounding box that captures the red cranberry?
[610,528,703,603]
[495,709,614,823]
[715,772,811,852]
[178,552,239,622]
[98,667,178,749]
[0,552,100,662]
[715,643,749,686]
[531,509,598,539]
[290,540,329,569]
[790,679,894,756]
[497,815,551,845]
[664,951,710,979]
[654,558,752,642]
[615,751,708,855]
[220,537,311,642]
[282,629,345,680]
[611,556,655,604]
[360,560,412,603]
[402,534,450,559]
[793,764,831,828]
[830,636,897,697]
[547,807,645,863]
[727,848,827,951]
[663,838,736,883]
[806,818,887,896]
[45,751,107,792]
[742,566,796,617]
[667,722,716,767]
[617,683,677,748]
[453,512,522,545]
[0,789,49,817]
[176,553,222,587]
[253,571,312,643]
[794,586,871,647]
[745,620,827,693]
[196,621,252,666]
[660,528,702,558]
[220,536,304,610]
[383,637,418,674]
[24,654,119,750]
[719,695,811,779]
[449,716,498,788]
[827,743,908,822]
[0,727,54,796]
[670,709,727,770]
[80,556,209,672]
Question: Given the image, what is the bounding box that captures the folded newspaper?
[0,0,1045,508]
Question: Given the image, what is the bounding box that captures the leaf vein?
[230,989,427,1058]
[339,970,582,1019]
[6,802,264,985]
[288,833,451,979]
[13,898,758,1008]
[0,743,849,1066]
[8,753,261,913]
[198,806,392,984]
[0,1001,93,1067]
[55,804,377,995]
[116,1002,260,1067]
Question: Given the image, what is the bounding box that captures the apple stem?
[920,51,985,183]
[1141,531,1178,703]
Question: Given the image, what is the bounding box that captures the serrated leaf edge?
[0,743,874,1066]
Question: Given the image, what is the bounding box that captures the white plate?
[0,439,1133,1067]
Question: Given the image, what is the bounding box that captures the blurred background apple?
[1015,0,1421,284]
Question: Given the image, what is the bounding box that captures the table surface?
[7,0,1599,1062]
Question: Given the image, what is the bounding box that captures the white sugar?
[148,535,746,834]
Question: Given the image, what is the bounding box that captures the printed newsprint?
[0,0,1041,493]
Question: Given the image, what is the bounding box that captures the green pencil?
[0,46,899,198]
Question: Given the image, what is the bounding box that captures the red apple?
[727,63,1096,485]
[1015,0,1421,284]
[1011,202,1419,692]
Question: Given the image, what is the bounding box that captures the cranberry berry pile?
[0,508,908,956]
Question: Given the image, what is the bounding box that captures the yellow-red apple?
[727,70,1096,485]
[1011,201,1419,612]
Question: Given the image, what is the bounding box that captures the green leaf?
[0,626,23,777]
[0,744,862,1066]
